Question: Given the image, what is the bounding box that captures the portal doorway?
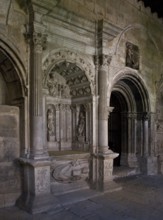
[109,92,128,167]
[109,73,150,173]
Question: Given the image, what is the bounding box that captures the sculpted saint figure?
[47,108,55,141]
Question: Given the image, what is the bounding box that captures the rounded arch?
[109,68,151,113]
[42,49,95,96]
[109,68,151,169]
[0,36,27,98]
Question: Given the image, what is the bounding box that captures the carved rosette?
[42,50,95,95]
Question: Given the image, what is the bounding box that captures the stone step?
[113,166,140,179]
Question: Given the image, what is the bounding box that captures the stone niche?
[43,61,92,153]
[0,105,20,208]
[43,61,92,191]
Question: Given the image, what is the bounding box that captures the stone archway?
[42,52,94,191]
[43,60,92,152]
[109,72,151,174]
[0,46,26,208]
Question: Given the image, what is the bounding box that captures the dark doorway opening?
[109,93,122,166]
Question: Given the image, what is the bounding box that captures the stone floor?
[1,174,163,220]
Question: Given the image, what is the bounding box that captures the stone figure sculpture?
[126,42,139,70]
[47,108,55,141]
[47,73,58,96]
[77,111,85,137]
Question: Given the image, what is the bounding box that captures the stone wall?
[0,105,20,208]
[1,0,163,211]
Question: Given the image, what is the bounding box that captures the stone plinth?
[139,156,158,175]
[16,158,59,214]
[128,153,138,168]
[97,150,119,191]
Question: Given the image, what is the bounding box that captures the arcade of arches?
[0,0,163,214]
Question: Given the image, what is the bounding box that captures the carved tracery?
[42,50,95,95]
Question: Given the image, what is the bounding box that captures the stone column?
[71,105,75,149]
[98,56,109,153]
[141,112,157,175]
[66,105,72,143]
[128,112,138,168]
[143,112,149,156]
[30,32,48,159]
[120,112,128,166]
[147,112,158,174]
[92,95,99,154]
[56,104,60,150]
[17,32,57,214]
[97,55,119,191]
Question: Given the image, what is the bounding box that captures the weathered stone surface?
[0,105,20,208]
[1,0,163,214]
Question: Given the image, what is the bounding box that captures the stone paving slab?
[1,175,163,220]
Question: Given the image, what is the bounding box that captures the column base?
[16,192,59,214]
[158,155,163,174]
[139,156,158,175]
[93,149,119,191]
[16,158,59,214]
[128,153,138,168]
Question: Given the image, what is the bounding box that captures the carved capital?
[108,106,114,117]
[33,32,47,52]
[142,112,150,121]
[99,55,112,68]
[128,112,137,120]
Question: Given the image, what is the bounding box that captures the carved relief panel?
[47,105,56,142]
[47,72,71,98]
[126,42,139,70]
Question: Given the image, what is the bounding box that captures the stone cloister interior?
[0,0,163,214]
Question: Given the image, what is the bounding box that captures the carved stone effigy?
[51,156,89,183]
[52,160,84,183]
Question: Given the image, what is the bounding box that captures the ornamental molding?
[42,50,95,95]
